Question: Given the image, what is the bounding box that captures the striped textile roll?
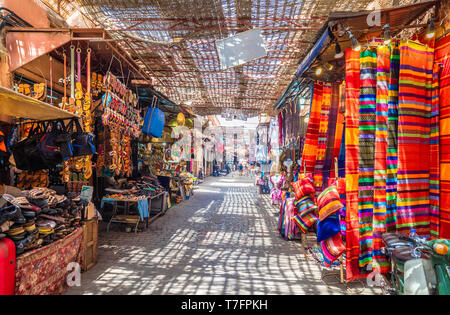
[314,83,332,189]
[323,83,341,186]
[293,195,318,216]
[386,43,400,232]
[293,212,318,234]
[301,82,323,174]
[278,198,287,236]
[344,48,362,281]
[372,45,390,273]
[429,62,440,239]
[436,34,450,239]
[396,41,434,237]
[283,198,300,240]
[317,185,344,221]
[358,48,377,271]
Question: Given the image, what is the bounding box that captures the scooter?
[381,232,450,295]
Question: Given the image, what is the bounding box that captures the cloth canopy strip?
[372,45,390,273]
[436,33,450,239]
[386,43,400,232]
[396,41,434,237]
[344,48,362,281]
[314,83,332,189]
[301,82,323,174]
[358,48,377,271]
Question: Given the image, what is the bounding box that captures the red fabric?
[292,177,315,200]
[15,228,83,295]
[344,48,363,281]
[301,82,323,174]
[436,34,450,239]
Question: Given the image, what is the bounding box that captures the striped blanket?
[386,43,400,232]
[429,62,440,239]
[323,82,341,186]
[358,48,377,271]
[396,41,434,237]
[344,48,363,281]
[314,83,332,189]
[372,45,390,273]
[301,82,323,174]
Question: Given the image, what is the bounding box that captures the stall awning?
[0,86,79,120]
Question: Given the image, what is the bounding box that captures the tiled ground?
[66,174,380,295]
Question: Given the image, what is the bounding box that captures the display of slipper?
[28,188,47,200]
[10,196,41,212]
[26,197,48,210]
[0,202,26,225]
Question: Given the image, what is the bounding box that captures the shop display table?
[15,228,83,295]
[103,192,166,234]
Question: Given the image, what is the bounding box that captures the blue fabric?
[317,213,340,242]
[138,199,149,219]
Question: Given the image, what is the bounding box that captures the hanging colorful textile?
[358,48,377,271]
[436,34,450,239]
[396,40,434,237]
[386,43,400,232]
[314,83,332,189]
[338,125,346,178]
[345,48,362,281]
[429,62,440,239]
[323,83,341,185]
[372,45,390,273]
[278,198,299,240]
[301,82,323,173]
[332,81,346,178]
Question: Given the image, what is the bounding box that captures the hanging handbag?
[54,120,73,160]
[37,120,74,167]
[11,122,48,170]
[67,118,96,157]
[142,96,165,138]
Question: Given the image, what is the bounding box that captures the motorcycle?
[380,232,450,295]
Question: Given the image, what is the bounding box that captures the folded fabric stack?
[292,196,318,233]
[0,187,82,256]
[316,185,345,267]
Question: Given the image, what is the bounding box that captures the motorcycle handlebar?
[398,234,428,246]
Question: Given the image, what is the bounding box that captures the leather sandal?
[0,203,26,225]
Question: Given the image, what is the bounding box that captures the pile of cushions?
[317,185,345,267]
[285,176,347,268]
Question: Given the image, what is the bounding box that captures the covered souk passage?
[66,175,379,295]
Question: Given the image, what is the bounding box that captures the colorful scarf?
[314,83,332,189]
[344,49,362,281]
[386,42,400,232]
[301,82,323,174]
[436,34,450,239]
[396,41,434,237]
[372,45,390,273]
[358,48,377,271]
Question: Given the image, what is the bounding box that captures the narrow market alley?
[66,174,378,295]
